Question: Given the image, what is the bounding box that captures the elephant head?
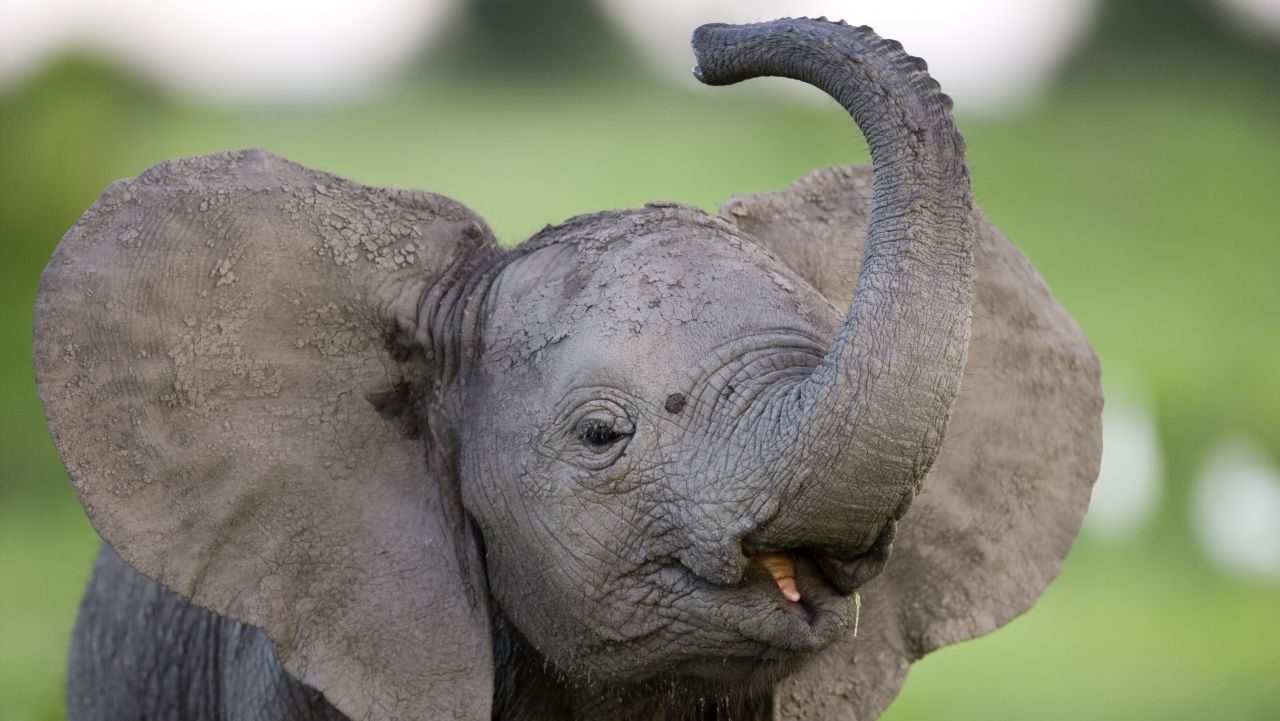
[34,17,1101,721]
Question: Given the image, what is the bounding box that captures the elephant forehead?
[577,233,797,317]
[482,221,841,390]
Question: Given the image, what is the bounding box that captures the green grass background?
[3,34,1279,721]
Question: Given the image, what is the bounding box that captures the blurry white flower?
[598,0,1099,113]
[1215,0,1280,39]
[0,0,460,103]
[1086,380,1163,541]
[1194,436,1280,577]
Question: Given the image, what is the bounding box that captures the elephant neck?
[490,614,775,721]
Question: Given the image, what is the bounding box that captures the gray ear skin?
[35,150,499,721]
[722,165,1103,721]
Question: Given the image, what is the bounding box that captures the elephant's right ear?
[722,165,1102,720]
[35,150,500,721]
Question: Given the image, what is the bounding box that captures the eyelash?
[576,418,624,448]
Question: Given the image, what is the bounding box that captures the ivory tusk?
[757,552,801,602]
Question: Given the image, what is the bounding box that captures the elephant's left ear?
[722,165,1103,720]
[35,150,498,721]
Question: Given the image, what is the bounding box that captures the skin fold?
[35,17,1101,721]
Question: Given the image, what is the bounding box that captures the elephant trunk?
[692,19,975,590]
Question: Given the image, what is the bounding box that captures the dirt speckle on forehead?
[480,204,818,370]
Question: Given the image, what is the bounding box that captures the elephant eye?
[576,418,623,448]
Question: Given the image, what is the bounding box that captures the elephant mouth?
[573,551,861,686]
[727,551,856,654]
[654,524,895,665]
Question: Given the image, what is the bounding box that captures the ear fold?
[35,150,499,721]
[722,165,1102,720]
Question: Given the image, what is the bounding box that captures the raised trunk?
[692,19,975,581]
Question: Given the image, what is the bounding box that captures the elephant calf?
[35,17,1101,721]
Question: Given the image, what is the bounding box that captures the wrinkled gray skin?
[36,18,1101,721]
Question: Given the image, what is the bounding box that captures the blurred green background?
[3,0,1279,719]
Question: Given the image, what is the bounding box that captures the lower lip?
[650,557,855,659]
[735,595,848,652]
[709,558,853,652]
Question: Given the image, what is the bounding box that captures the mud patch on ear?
[387,330,418,362]
[367,381,424,438]
[664,392,687,414]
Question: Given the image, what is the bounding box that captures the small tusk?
[853,590,861,637]
[757,552,801,602]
